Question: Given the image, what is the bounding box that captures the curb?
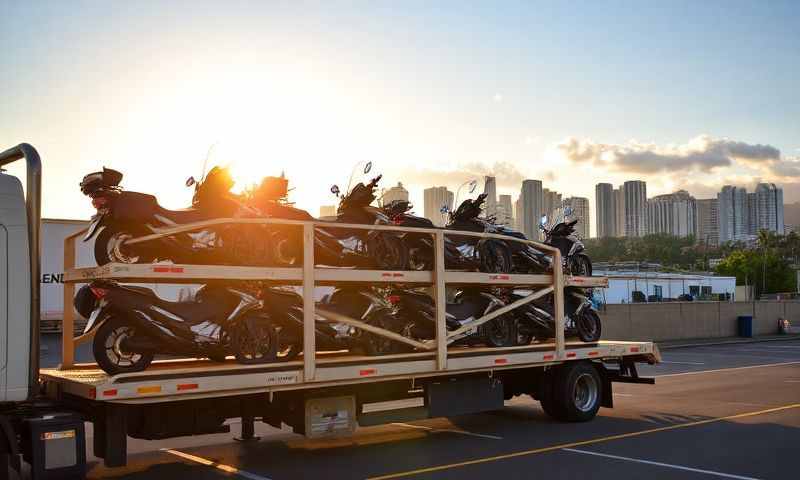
[658,335,800,350]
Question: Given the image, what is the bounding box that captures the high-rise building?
[614,186,626,236]
[564,197,590,239]
[595,183,615,238]
[624,180,647,237]
[696,198,719,247]
[514,196,522,231]
[483,176,497,218]
[423,186,454,227]
[319,205,337,218]
[754,183,784,234]
[746,192,758,235]
[646,190,696,237]
[496,194,514,227]
[519,180,543,240]
[542,188,562,218]
[381,182,409,206]
[718,186,748,243]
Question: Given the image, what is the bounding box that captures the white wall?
[603,274,736,304]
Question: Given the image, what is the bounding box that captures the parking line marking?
[660,360,706,365]
[655,361,800,377]
[563,448,760,479]
[366,403,800,480]
[163,448,271,480]
[390,422,503,440]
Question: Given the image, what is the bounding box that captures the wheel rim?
[408,247,429,271]
[488,319,510,345]
[238,321,273,361]
[105,326,142,367]
[573,372,599,412]
[107,232,139,264]
[274,236,298,266]
[484,243,509,273]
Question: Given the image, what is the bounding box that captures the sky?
[2,0,799,236]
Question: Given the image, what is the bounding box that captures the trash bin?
[738,315,753,338]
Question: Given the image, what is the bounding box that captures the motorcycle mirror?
[564,206,573,216]
[468,180,477,193]
[331,184,340,197]
[540,214,548,226]
[364,161,372,174]
[440,204,450,214]
[185,176,196,187]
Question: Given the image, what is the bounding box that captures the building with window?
[563,196,590,239]
[423,186,454,227]
[696,198,719,247]
[646,190,696,237]
[624,180,647,237]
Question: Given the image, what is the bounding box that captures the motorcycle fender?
[83,213,106,241]
[83,304,110,334]
[568,242,584,257]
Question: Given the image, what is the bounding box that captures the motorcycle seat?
[119,284,229,323]
[263,288,302,311]
[155,205,213,224]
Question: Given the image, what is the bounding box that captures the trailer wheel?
[545,362,602,422]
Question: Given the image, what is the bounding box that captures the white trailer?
[0,144,660,479]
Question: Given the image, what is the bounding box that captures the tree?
[714,249,794,297]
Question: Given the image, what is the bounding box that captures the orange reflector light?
[177,383,198,391]
[137,385,161,395]
[588,351,599,356]
[567,352,576,358]
[102,389,118,397]
[359,369,376,376]
[494,358,508,365]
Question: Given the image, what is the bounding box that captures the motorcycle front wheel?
[232,315,278,364]
[569,254,593,277]
[477,239,513,273]
[484,317,516,347]
[92,317,155,375]
[577,309,602,342]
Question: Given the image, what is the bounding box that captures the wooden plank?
[444,271,553,286]
[302,223,316,381]
[434,231,447,370]
[61,231,77,369]
[554,251,566,360]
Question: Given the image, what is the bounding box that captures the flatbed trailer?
[1,144,659,478]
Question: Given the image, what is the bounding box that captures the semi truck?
[0,143,659,479]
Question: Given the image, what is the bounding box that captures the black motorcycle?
[513,288,601,343]
[74,281,277,374]
[383,199,478,271]
[259,286,408,358]
[388,288,516,347]
[448,193,550,274]
[79,165,258,266]
[539,206,592,276]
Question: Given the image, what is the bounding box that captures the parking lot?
[86,339,800,479]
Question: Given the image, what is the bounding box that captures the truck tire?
[547,362,602,422]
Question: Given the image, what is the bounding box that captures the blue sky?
[2,1,798,233]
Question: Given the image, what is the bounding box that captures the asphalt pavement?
[81,339,800,480]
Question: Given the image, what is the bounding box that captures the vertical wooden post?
[302,223,316,381]
[61,234,76,369]
[434,231,447,370]
[553,250,566,360]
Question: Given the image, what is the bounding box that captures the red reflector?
[567,352,576,358]
[359,369,376,376]
[388,295,401,305]
[103,389,117,397]
[88,388,96,400]
[177,383,198,391]
[543,354,554,361]
[588,351,599,356]
[91,196,107,209]
[153,266,170,273]
[630,347,640,353]
[494,358,508,365]
[90,287,108,299]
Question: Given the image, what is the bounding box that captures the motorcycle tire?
[366,233,408,270]
[94,224,153,265]
[93,316,155,375]
[232,315,278,364]
[577,309,602,342]
[569,254,593,277]
[270,228,302,267]
[405,236,433,271]
[477,239,513,273]
[364,310,408,356]
[484,317,516,348]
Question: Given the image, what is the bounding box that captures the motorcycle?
[387,288,517,347]
[259,286,409,358]
[539,206,592,276]
[74,281,278,374]
[79,164,260,266]
[512,287,602,343]
[382,199,478,271]
[447,192,550,274]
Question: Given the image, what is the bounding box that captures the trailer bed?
[42,340,659,404]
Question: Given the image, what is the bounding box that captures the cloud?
[401,161,526,189]
[769,156,800,177]
[557,135,781,174]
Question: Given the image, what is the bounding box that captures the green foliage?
[583,234,706,269]
[714,248,794,296]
